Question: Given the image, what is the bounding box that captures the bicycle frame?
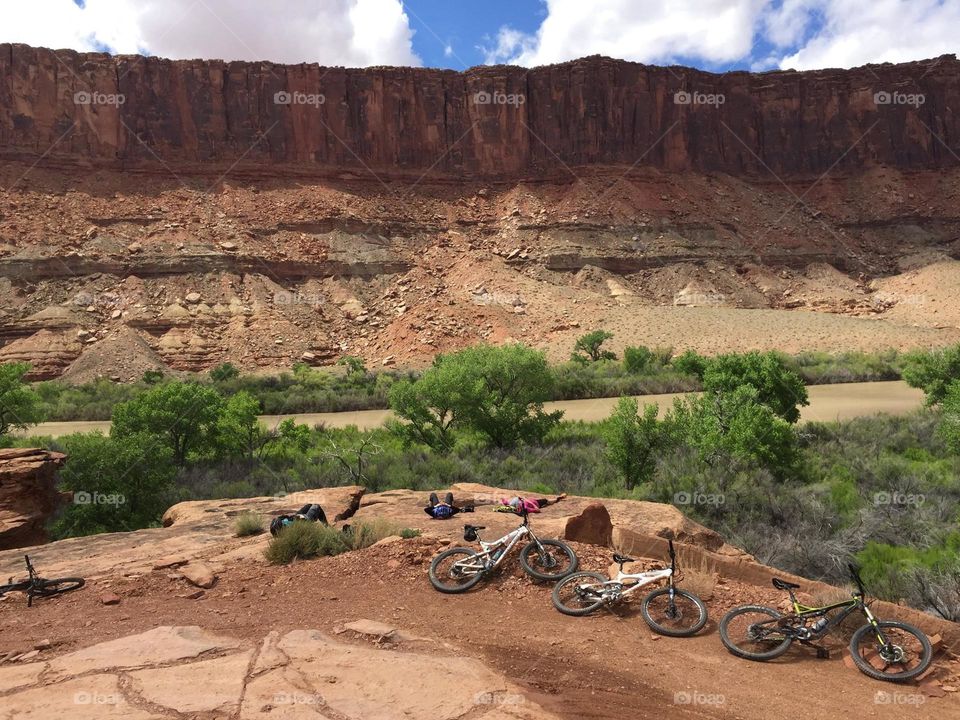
[596,566,674,600]
[454,520,543,576]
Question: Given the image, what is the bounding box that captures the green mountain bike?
[719,564,932,682]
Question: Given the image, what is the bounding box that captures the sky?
[0,0,957,72]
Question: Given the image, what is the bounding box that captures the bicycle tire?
[849,621,933,682]
[641,587,708,637]
[0,580,32,596]
[719,605,794,660]
[32,577,86,597]
[552,572,607,616]
[429,547,485,593]
[519,539,578,581]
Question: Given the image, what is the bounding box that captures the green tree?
[702,351,808,423]
[666,386,801,479]
[390,344,562,449]
[111,382,224,465]
[51,431,176,538]
[572,330,616,363]
[141,369,164,384]
[938,380,960,454]
[603,397,661,490]
[0,362,44,436]
[209,362,240,382]
[388,375,458,452]
[217,390,272,461]
[672,349,707,378]
[622,346,654,374]
[903,344,960,405]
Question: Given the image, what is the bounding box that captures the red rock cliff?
[0,448,66,550]
[1,44,958,179]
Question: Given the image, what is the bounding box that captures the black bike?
[720,564,932,682]
[0,555,85,607]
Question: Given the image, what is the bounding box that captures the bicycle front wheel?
[849,621,932,682]
[552,572,607,616]
[719,605,793,660]
[519,539,578,581]
[429,547,485,593]
[641,587,708,637]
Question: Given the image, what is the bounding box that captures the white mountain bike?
[429,505,578,593]
[552,539,708,637]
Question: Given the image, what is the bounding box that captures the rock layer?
[0,448,66,550]
[1,45,958,179]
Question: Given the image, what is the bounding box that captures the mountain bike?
[551,539,708,636]
[720,564,933,682]
[429,505,578,593]
[0,555,85,607]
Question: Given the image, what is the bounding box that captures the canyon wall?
[1,44,958,179]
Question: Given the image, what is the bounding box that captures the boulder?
[563,502,613,547]
[0,448,66,550]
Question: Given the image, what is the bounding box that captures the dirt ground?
[2,537,957,720]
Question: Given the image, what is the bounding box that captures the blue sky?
[7,1,958,72]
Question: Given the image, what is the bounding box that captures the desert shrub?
[622,345,654,374]
[671,349,707,378]
[264,521,349,564]
[209,362,240,382]
[233,511,265,537]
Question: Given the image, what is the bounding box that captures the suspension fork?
[861,601,889,646]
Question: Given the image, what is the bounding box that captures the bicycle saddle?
[612,553,635,564]
[772,577,801,590]
[464,525,485,532]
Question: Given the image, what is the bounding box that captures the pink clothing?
[500,497,542,513]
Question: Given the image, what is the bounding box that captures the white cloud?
[0,0,420,67]
[483,0,959,71]
[773,0,960,70]
[483,0,767,67]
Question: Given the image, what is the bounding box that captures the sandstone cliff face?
[1,45,957,179]
[0,448,66,550]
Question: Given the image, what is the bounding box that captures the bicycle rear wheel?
[641,588,708,637]
[552,572,607,615]
[429,547,485,593]
[33,577,85,597]
[849,621,932,682]
[719,605,793,660]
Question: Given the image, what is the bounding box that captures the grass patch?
[233,511,265,537]
[264,518,418,564]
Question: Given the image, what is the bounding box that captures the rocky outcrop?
[0,448,66,550]
[0,626,558,719]
[1,45,958,179]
